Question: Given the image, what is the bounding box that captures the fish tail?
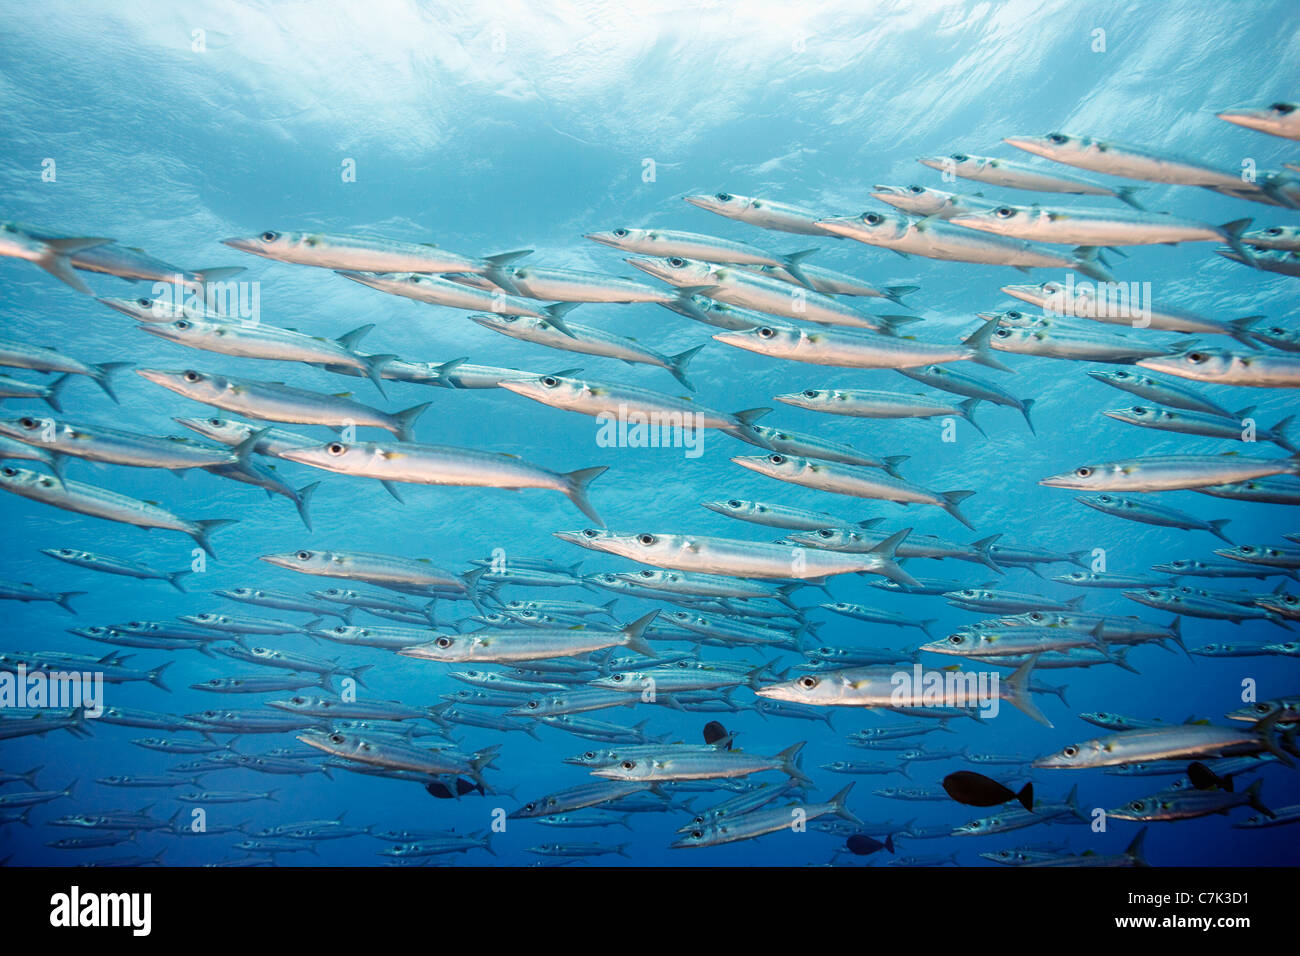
[89,361,132,404]
[1017,782,1034,812]
[1002,656,1052,727]
[956,398,987,438]
[1019,397,1036,435]
[55,591,85,614]
[885,285,920,304]
[1115,186,1146,210]
[667,344,705,391]
[37,237,111,294]
[562,465,608,525]
[1245,779,1274,819]
[962,319,1011,371]
[167,569,192,593]
[393,402,431,442]
[43,373,70,412]
[294,481,320,532]
[1218,218,1256,267]
[829,784,861,824]
[1207,518,1232,544]
[620,610,660,657]
[190,518,237,558]
[778,741,813,785]
[940,490,977,530]
[362,354,398,396]
[148,662,173,693]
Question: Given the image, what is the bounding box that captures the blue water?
[1,0,1297,866]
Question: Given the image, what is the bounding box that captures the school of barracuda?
[2,101,1300,867]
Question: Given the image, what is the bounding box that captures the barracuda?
[1002,281,1263,345]
[713,320,1005,371]
[918,153,1144,205]
[1034,717,1291,769]
[0,338,128,402]
[260,549,477,599]
[1076,492,1235,541]
[592,741,811,783]
[950,202,1254,262]
[701,498,859,531]
[774,388,982,433]
[673,784,858,848]
[1137,346,1300,388]
[733,452,977,530]
[815,210,1114,280]
[470,313,703,390]
[41,548,191,592]
[399,612,658,663]
[1104,404,1295,452]
[683,192,838,236]
[755,657,1049,725]
[277,437,608,525]
[222,229,530,275]
[0,465,234,556]
[556,527,917,584]
[140,318,395,393]
[1041,453,1300,491]
[1004,132,1253,190]
[337,270,575,320]
[137,368,428,439]
[625,255,899,331]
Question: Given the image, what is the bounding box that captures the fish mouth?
[467,313,505,329]
[683,195,715,210]
[552,529,604,548]
[946,213,990,229]
[220,237,260,253]
[584,233,617,247]
[1002,136,1043,153]
[812,217,858,237]
[258,554,295,569]
[134,368,178,388]
[916,157,945,171]
[999,284,1039,300]
[622,257,662,279]
[710,331,746,347]
[975,312,1003,322]
[1037,474,1080,488]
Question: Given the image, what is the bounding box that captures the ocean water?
[0,0,1297,867]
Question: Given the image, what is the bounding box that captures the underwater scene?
[0,0,1298,868]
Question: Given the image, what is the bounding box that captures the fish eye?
[1047,133,1067,144]
[621,760,636,770]
[1099,494,1112,502]
[948,635,962,644]
[1063,746,1078,756]
[260,231,280,242]
[610,674,624,682]
[175,320,190,329]
[1240,546,1255,553]
[818,529,833,538]
[716,193,732,202]
[727,499,742,507]
[691,830,703,838]
[136,298,152,306]
[1266,228,1283,236]
[1130,801,1144,811]
[864,213,882,225]
[208,418,222,426]
[327,442,346,455]
[951,153,968,162]
[1075,467,1093,478]
[296,551,312,560]
[436,637,452,648]
[527,701,539,709]
[184,370,200,382]
[2,467,15,477]
[908,185,923,193]
[540,376,559,387]
[1270,103,1295,114]
[768,455,785,465]
[19,417,36,428]
[668,257,686,268]
[994,328,1010,337]
[797,676,819,689]
[582,528,597,537]
[1187,352,1207,363]
[637,534,657,546]
[995,206,1015,218]
[1007,311,1022,319]
[613,228,628,237]
[758,327,775,338]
